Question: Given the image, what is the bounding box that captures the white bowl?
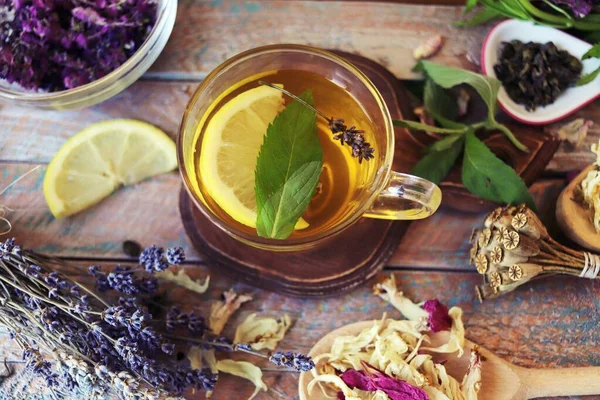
[482,19,600,125]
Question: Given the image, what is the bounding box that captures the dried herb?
[308,276,482,400]
[259,81,375,163]
[494,40,582,111]
[254,90,323,240]
[0,1,157,92]
[395,61,535,208]
[460,0,600,29]
[0,239,314,398]
[471,205,600,301]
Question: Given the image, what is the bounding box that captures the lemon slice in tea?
[199,85,308,230]
[44,119,177,219]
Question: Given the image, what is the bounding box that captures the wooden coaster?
[180,51,560,297]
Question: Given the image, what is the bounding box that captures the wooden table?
[1,1,599,399]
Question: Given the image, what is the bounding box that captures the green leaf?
[412,135,465,185]
[254,90,323,240]
[393,119,468,135]
[416,61,528,152]
[456,7,503,26]
[582,42,600,60]
[462,131,536,209]
[576,66,600,86]
[464,0,479,13]
[423,80,464,129]
[417,60,501,118]
[426,133,466,153]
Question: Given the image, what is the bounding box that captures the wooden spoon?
[556,165,600,252]
[298,321,600,400]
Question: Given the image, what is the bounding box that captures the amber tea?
[191,69,380,240]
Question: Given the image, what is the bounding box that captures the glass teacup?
[178,45,441,251]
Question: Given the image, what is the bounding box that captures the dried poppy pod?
[471,205,599,301]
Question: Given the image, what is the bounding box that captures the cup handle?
[363,172,442,220]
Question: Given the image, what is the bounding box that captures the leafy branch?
[395,61,536,209]
[459,0,600,31]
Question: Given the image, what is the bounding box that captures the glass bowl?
[0,0,177,110]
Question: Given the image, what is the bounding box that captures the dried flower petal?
[413,35,444,60]
[155,269,210,294]
[340,368,429,400]
[216,359,267,400]
[461,349,482,400]
[423,299,452,332]
[374,276,428,321]
[209,289,253,335]
[549,118,592,149]
[234,313,291,351]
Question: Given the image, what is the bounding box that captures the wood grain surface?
[1,1,599,399]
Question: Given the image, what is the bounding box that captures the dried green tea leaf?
[216,359,267,400]
[155,269,210,294]
[209,289,253,335]
[234,313,291,350]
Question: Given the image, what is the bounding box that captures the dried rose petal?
[340,369,376,391]
[423,299,452,332]
[340,369,429,400]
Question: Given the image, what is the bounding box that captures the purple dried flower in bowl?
[0,0,177,110]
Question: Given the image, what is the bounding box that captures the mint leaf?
[254,90,323,240]
[423,80,465,129]
[416,61,528,152]
[577,66,600,86]
[413,134,465,184]
[417,60,501,118]
[393,119,468,135]
[582,43,600,60]
[462,131,535,209]
[426,133,466,153]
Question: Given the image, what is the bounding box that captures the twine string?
[580,252,600,279]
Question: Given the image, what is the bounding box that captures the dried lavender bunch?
[0,239,313,399]
[259,80,375,163]
[470,205,600,301]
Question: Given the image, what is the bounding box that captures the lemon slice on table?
[199,85,308,230]
[44,119,177,219]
